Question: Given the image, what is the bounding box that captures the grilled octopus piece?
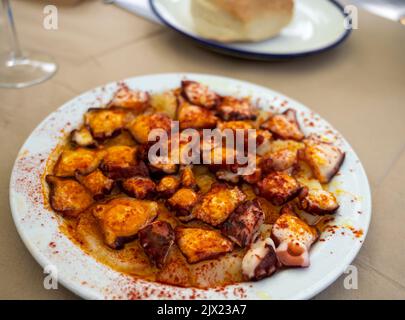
[216,120,254,131]
[216,122,271,155]
[138,221,175,269]
[70,127,97,148]
[238,154,263,185]
[149,161,179,175]
[53,148,104,177]
[175,227,234,264]
[180,165,198,190]
[217,96,258,121]
[144,136,180,175]
[92,197,158,249]
[75,169,114,200]
[260,108,304,141]
[167,188,199,221]
[109,86,149,113]
[221,199,265,248]
[181,80,219,109]
[206,145,238,172]
[121,176,156,199]
[242,238,279,281]
[206,140,259,182]
[156,175,181,198]
[261,148,298,174]
[46,175,93,218]
[256,172,302,206]
[215,169,240,184]
[298,137,345,183]
[242,164,263,185]
[271,205,318,267]
[256,130,273,156]
[100,145,149,179]
[128,112,172,144]
[84,107,133,140]
[177,98,218,130]
[298,187,339,215]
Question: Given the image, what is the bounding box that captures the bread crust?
[192,0,294,42]
[212,0,293,23]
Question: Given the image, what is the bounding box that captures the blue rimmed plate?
[149,0,352,60]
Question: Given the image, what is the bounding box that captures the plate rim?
[9,72,372,300]
[149,0,352,60]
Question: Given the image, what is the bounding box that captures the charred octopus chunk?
[139,221,175,269]
[221,199,265,247]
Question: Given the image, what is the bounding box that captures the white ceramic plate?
[10,73,371,300]
[149,0,352,60]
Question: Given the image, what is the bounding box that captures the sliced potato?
[270,139,305,154]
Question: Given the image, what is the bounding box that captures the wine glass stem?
[2,0,23,59]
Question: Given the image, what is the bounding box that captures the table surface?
[0,0,404,300]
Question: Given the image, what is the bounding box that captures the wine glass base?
[0,51,58,89]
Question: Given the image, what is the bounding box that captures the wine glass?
[0,0,57,89]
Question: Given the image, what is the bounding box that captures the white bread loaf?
[191,0,294,42]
